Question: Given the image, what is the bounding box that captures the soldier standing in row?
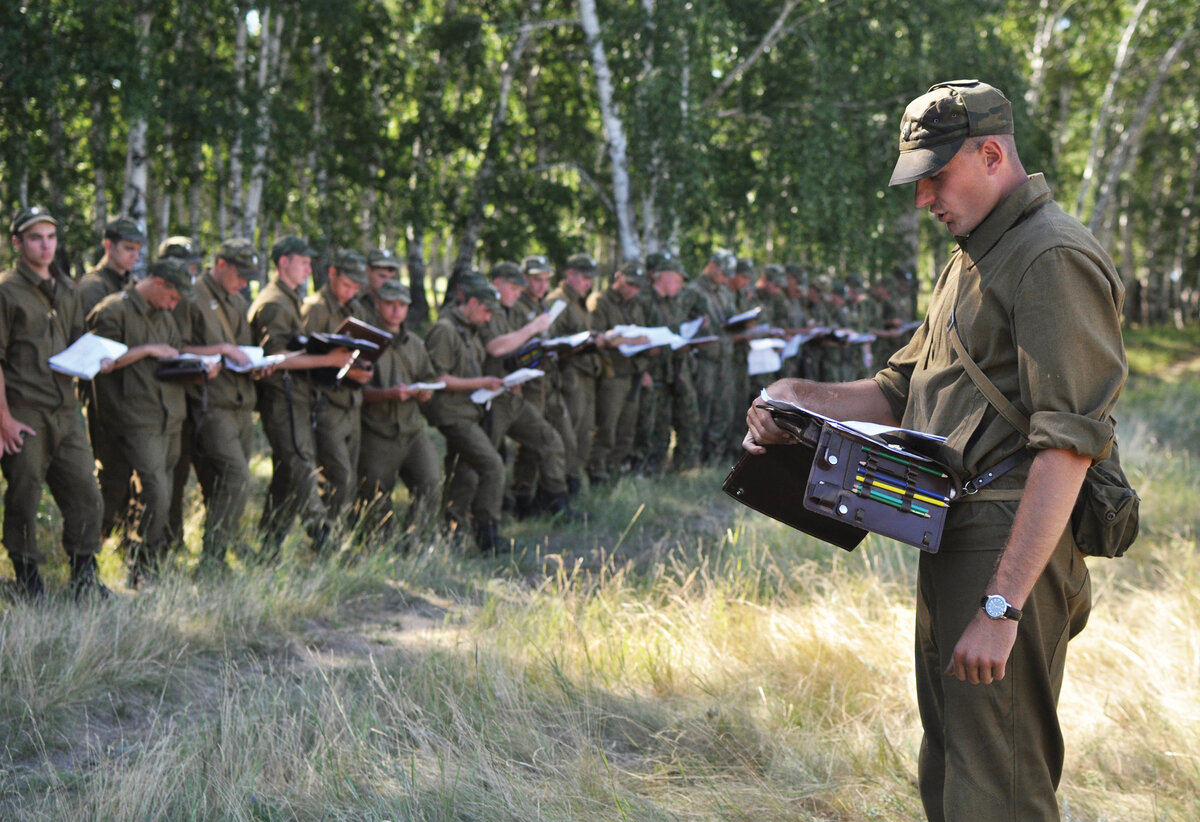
[677,250,735,464]
[1,207,108,598]
[547,254,603,489]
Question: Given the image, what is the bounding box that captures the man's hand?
[223,344,252,368]
[945,610,1019,685]
[742,401,798,455]
[0,412,35,455]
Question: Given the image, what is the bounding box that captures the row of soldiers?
[1,206,917,596]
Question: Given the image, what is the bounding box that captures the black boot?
[11,558,44,600]
[544,492,581,521]
[70,554,111,601]
[566,475,582,498]
[514,494,537,520]
[474,520,505,554]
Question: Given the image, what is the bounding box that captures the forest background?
[0,0,1196,326]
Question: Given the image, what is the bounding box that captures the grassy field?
[2,326,1199,820]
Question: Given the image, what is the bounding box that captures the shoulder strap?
[947,311,1030,437]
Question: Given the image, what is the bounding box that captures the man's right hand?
[0,412,35,455]
[743,401,798,455]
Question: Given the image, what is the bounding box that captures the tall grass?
[1,327,1198,820]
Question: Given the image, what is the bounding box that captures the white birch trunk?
[578,0,641,261]
[229,11,248,234]
[1074,0,1150,216]
[244,5,283,241]
[121,7,154,222]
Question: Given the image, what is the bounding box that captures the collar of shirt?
[124,283,154,317]
[959,173,1052,263]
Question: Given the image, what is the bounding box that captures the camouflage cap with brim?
[735,257,756,278]
[376,278,412,304]
[158,235,202,263]
[763,263,787,287]
[566,253,597,275]
[10,206,57,236]
[217,238,263,281]
[618,262,648,288]
[459,272,501,309]
[708,249,736,276]
[489,261,526,285]
[522,255,553,275]
[332,249,368,285]
[104,216,147,244]
[271,235,317,264]
[889,79,1013,187]
[150,257,194,295]
[366,248,403,270]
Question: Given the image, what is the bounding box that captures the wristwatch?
[981,594,1022,622]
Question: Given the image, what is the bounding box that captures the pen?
[856,463,951,506]
[852,483,932,517]
[861,444,949,479]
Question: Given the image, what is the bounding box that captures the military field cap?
[735,257,756,278]
[846,273,865,290]
[104,216,147,244]
[158,235,201,263]
[217,237,263,280]
[366,248,402,269]
[889,79,1014,186]
[763,263,787,287]
[489,260,526,284]
[814,274,832,291]
[10,206,57,236]
[376,278,412,304]
[831,279,848,297]
[149,257,193,295]
[565,253,597,275]
[271,234,317,264]
[619,262,648,288]
[645,250,678,274]
[331,249,368,284]
[458,272,501,309]
[784,262,809,284]
[708,249,736,276]
[522,255,553,275]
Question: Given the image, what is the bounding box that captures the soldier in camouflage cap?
[360,248,403,326]
[158,236,204,278]
[889,79,1013,186]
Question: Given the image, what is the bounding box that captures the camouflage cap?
[522,255,553,275]
[813,274,832,292]
[618,262,648,288]
[647,251,685,278]
[158,235,201,263]
[10,205,57,236]
[458,271,501,309]
[489,260,526,284]
[565,253,597,275]
[763,263,787,287]
[784,262,808,285]
[104,216,147,244]
[331,249,368,285]
[708,249,736,277]
[149,257,193,295]
[889,79,1013,186]
[217,237,263,280]
[376,278,412,304]
[734,257,756,278]
[366,248,402,270]
[845,273,865,290]
[270,235,317,264]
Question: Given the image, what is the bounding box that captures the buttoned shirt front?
[0,260,84,411]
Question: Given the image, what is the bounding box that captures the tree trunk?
[449,1,544,291]
[228,10,249,236]
[121,6,154,225]
[244,5,283,242]
[578,0,640,262]
[1087,27,1193,234]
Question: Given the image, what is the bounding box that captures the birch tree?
[121,4,154,225]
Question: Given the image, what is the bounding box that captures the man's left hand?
[945,611,1019,685]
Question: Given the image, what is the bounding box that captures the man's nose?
[914,178,935,209]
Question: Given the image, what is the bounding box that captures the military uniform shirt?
[875,174,1126,536]
[248,278,307,403]
[0,260,84,411]
[588,287,647,377]
[301,285,364,411]
[176,272,256,412]
[547,283,602,378]
[88,285,186,431]
[78,264,130,318]
[361,324,438,439]
[423,306,487,427]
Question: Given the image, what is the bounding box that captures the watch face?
[985,596,1006,619]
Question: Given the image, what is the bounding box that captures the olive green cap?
[618,262,648,288]
[10,206,57,236]
[217,238,263,281]
[522,255,553,275]
[708,249,736,276]
[376,278,411,304]
[489,261,526,284]
[331,249,368,285]
[735,257,756,278]
[763,263,787,287]
[149,257,193,295]
[565,253,597,275]
[889,79,1013,186]
[366,248,402,270]
[458,272,501,309]
[104,216,147,244]
[158,235,202,263]
[270,235,317,264]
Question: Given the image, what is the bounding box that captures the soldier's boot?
[474,520,503,554]
[11,558,44,600]
[308,522,333,556]
[514,494,538,520]
[69,554,111,602]
[544,492,582,522]
[566,475,582,498]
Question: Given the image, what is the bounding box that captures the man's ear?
[981,138,1005,174]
